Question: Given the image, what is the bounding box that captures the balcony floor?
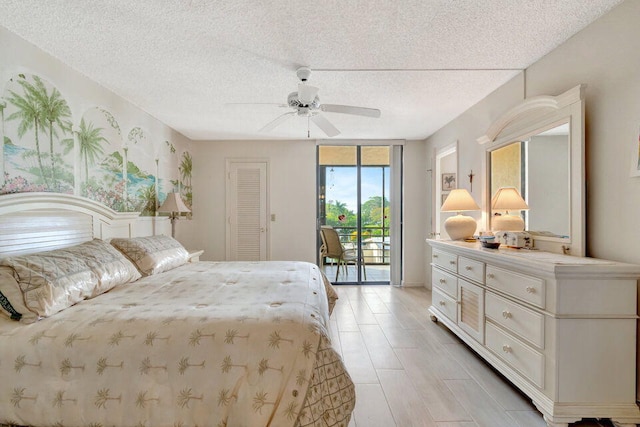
[321,263,390,283]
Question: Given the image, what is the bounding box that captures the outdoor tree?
[325,200,356,227]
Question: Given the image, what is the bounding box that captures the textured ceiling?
[0,0,622,141]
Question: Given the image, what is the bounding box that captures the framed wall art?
[442,173,456,190]
[441,192,449,205]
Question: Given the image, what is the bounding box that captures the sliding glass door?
[317,145,401,285]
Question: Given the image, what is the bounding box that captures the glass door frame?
[316,142,403,286]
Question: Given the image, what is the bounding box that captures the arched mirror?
[478,85,585,256]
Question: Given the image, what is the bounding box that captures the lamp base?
[170,216,177,238]
[444,214,477,240]
[492,214,525,232]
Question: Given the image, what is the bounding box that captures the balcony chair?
[320,225,367,282]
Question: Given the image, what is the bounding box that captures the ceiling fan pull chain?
[307,116,310,138]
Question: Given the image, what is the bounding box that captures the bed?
[0,193,355,427]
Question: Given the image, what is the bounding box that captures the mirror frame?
[478,85,585,256]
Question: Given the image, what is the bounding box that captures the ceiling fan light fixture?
[288,92,319,109]
[298,84,319,105]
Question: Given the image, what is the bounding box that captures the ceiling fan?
[257,67,381,138]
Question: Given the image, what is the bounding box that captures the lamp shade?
[491,187,528,211]
[491,187,528,232]
[158,192,191,214]
[441,189,480,212]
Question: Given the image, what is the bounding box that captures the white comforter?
[0,261,354,427]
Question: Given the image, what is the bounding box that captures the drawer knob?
[502,310,512,319]
[439,278,446,284]
[465,266,472,271]
[502,344,512,353]
[439,300,446,306]
[487,273,495,279]
[449,260,456,265]
[526,286,535,294]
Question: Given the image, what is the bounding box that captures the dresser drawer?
[432,268,457,298]
[486,322,544,388]
[458,256,485,284]
[485,265,545,308]
[432,288,457,323]
[432,249,458,273]
[486,293,544,348]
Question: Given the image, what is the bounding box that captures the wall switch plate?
[271,214,276,221]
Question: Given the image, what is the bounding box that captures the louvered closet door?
[457,279,485,343]
[226,161,268,261]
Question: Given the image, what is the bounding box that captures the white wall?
[425,0,640,264]
[191,139,317,263]
[192,139,428,286]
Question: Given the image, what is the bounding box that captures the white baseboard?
[401,281,425,287]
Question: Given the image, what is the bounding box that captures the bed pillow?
[110,235,189,276]
[0,266,38,323]
[0,239,141,318]
[66,239,142,297]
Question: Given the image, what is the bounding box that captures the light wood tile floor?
[329,285,619,427]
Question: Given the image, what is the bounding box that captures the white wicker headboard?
[0,193,142,257]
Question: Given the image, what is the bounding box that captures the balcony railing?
[325,225,390,265]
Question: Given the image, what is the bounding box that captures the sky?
[325,166,390,212]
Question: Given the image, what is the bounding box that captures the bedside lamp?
[441,189,480,240]
[158,192,191,238]
[491,187,529,231]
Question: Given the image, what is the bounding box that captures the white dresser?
[427,239,640,427]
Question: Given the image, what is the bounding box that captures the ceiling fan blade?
[310,114,340,137]
[259,112,295,132]
[298,84,319,104]
[321,104,381,118]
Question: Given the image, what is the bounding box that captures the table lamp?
[158,192,191,238]
[491,187,529,231]
[441,189,480,240]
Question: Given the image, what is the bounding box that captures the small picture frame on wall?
[442,173,456,190]
[441,192,450,205]
[631,127,640,177]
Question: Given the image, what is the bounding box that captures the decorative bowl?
[481,241,501,249]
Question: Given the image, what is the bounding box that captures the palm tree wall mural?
[78,118,107,184]
[3,74,74,192]
[79,107,127,212]
[0,98,7,182]
[179,151,193,209]
[126,127,157,215]
[29,75,73,189]
[1,72,194,215]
